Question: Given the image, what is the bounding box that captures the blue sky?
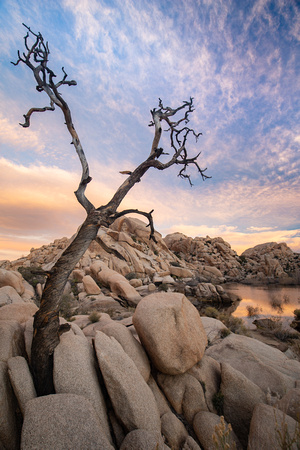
[0,0,299,260]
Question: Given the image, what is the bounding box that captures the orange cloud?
[1,157,299,261]
[0,157,139,260]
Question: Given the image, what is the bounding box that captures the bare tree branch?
[20,102,55,127]
[147,97,210,186]
[111,208,157,242]
[11,24,93,214]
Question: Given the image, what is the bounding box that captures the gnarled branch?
[12,24,93,214]
[111,208,157,242]
[147,97,209,186]
[20,102,55,127]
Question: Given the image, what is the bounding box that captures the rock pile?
[0,217,300,448]
[240,242,300,284]
[1,218,238,313]
[1,290,300,449]
[1,219,299,316]
[164,233,241,282]
[164,233,300,285]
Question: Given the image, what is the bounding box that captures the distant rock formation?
[0,218,299,315]
[164,233,241,281]
[240,242,300,284]
[0,217,300,448]
[164,233,300,285]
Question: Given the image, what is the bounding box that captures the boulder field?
[0,290,299,449]
[1,217,299,316]
[0,217,299,448]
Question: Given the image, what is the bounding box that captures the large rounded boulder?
[132,292,207,375]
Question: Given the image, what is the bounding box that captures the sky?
[0,0,299,261]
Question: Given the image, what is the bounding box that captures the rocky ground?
[0,217,300,449]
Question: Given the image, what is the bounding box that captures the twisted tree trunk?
[31,210,102,394]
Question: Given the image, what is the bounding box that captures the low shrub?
[246,305,262,317]
[158,283,169,292]
[125,272,137,281]
[70,280,80,296]
[218,314,248,335]
[212,391,224,416]
[18,266,45,288]
[220,328,231,339]
[59,294,75,320]
[88,311,101,323]
[212,416,236,450]
[205,306,219,319]
[274,330,299,342]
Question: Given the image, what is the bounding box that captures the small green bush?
[174,252,182,260]
[158,283,169,292]
[125,272,137,280]
[219,314,247,335]
[220,328,231,338]
[70,280,79,296]
[246,305,262,317]
[59,294,75,320]
[88,311,101,323]
[18,266,45,288]
[205,306,219,318]
[212,391,224,416]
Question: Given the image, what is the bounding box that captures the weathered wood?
[31,211,101,394]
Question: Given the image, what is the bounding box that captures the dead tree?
[12,24,210,395]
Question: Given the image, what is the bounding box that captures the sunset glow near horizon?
[0,0,299,262]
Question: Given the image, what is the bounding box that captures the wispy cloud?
[0,0,299,260]
[0,113,45,153]
[247,226,277,232]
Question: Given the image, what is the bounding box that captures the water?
[223,283,300,320]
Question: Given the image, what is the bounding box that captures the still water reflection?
[223,283,300,319]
